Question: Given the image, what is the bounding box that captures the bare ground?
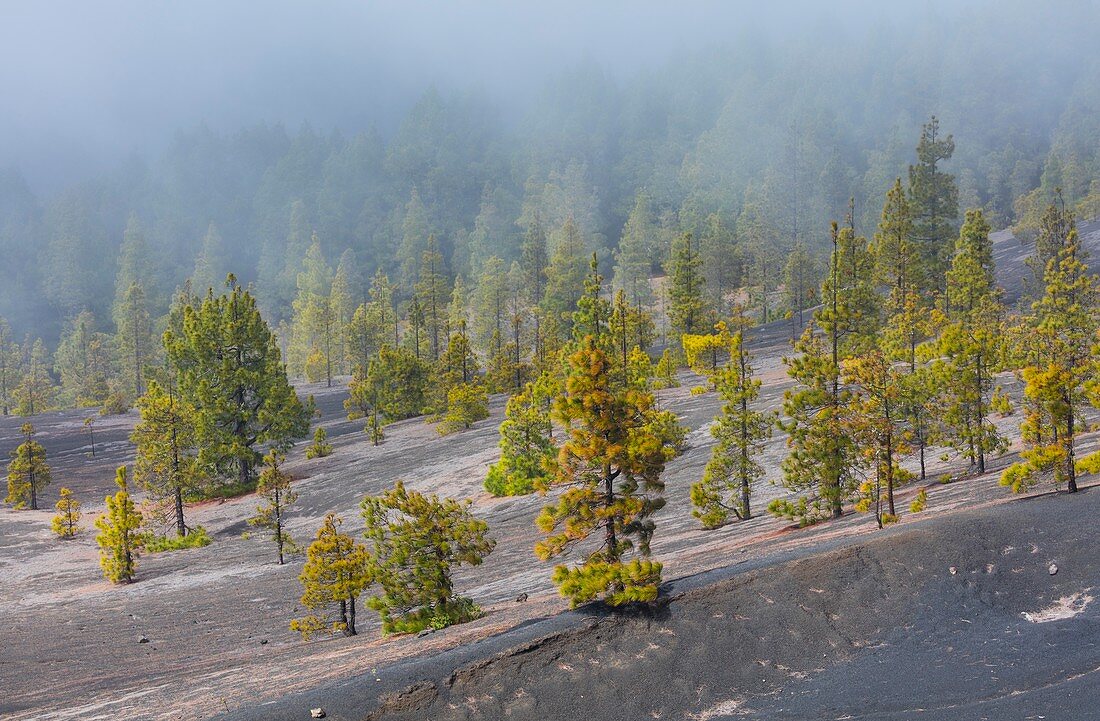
[1,222,1099,720]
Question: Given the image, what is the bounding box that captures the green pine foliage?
[691,326,774,528]
[666,232,707,338]
[6,423,50,510]
[144,526,212,552]
[305,426,333,459]
[361,481,495,635]
[437,382,489,435]
[165,278,310,490]
[485,376,556,496]
[131,379,203,536]
[535,336,677,607]
[345,344,428,440]
[249,451,298,564]
[51,487,82,538]
[291,513,371,639]
[96,467,144,583]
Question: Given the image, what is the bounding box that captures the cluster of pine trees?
[6,115,1100,640]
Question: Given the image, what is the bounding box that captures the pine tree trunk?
[29,467,37,511]
[886,429,896,518]
[339,599,350,635]
[348,595,357,636]
[604,463,618,561]
[1067,398,1078,493]
[975,351,986,474]
[174,485,185,537]
[275,490,284,565]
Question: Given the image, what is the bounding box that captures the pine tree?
[682,321,732,390]
[543,216,588,339]
[413,234,449,362]
[653,347,680,390]
[346,344,428,438]
[945,209,996,319]
[613,191,657,308]
[398,187,431,288]
[520,215,549,364]
[406,295,426,361]
[14,337,56,416]
[55,310,113,407]
[1027,191,1076,298]
[95,466,144,583]
[305,426,333,459]
[447,275,469,341]
[51,487,82,538]
[908,116,959,292]
[291,513,370,639]
[113,213,155,314]
[1008,229,1098,493]
[361,481,495,634]
[191,222,228,296]
[438,382,489,435]
[430,322,481,417]
[249,450,298,564]
[843,350,913,527]
[699,212,740,319]
[329,248,363,377]
[783,241,817,334]
[131,379,202,537]
[571,254,612,346]
[114,281,154,400]
[288,233,335,382]
[882,290,940,480]
[485,377,556,496]
[773,219,877,524]
[773,327,859,525]
[0,317,19,415]
[165,278,310,489]
[505,260,531,392]
[535,335,676,607]
[368,269,399,348]
[691,325,774,528]
[934,212,1006,474]
[739,202,781,324]
[871,178,919,308]
[472,256,509,360]
[666,231,707,339]
[6,423,50,509]
[609,289,655,362]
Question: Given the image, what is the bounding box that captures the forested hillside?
[2,1,1099,352]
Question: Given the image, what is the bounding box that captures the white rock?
[1049,563,1058,576]
[310,709,325,719]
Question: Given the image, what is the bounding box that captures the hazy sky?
[1,1,975,191]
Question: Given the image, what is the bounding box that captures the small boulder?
[515,592,528,603]
[138,635,149,644]
[310,708,325,719]
[1049,563,1059,576]
[948,566,957,576]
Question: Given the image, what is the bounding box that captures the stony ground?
[1,222,1098,720]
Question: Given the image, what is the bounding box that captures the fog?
[3,0,977,192]
[0,0,1097,340]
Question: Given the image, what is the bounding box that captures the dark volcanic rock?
[225,487,1100,721]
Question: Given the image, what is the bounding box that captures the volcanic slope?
[0,221,1097,720]
[241,484,1100,721]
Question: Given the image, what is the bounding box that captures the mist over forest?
[9,5,1100,717]
[1,0,1097,343]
